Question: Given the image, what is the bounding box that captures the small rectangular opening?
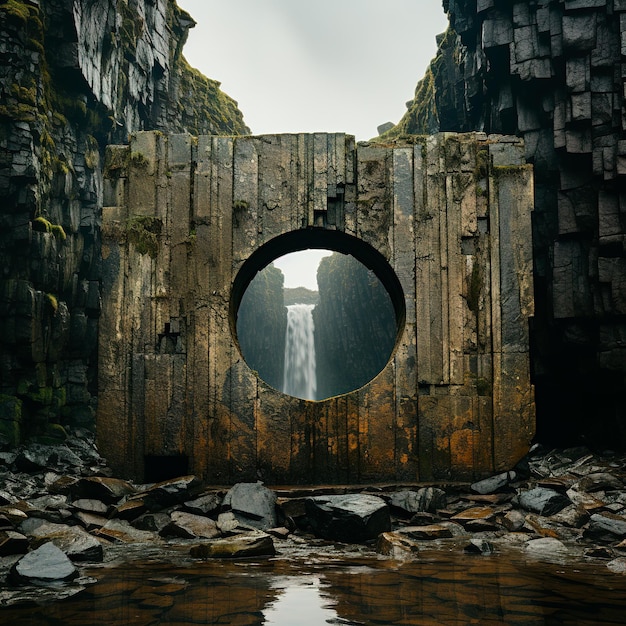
[144,455,189,483]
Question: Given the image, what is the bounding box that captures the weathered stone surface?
[95,520,158,544]
[376,532,420,559]
[184,493,221,516]
[160,512,220,540]
[390,1,626,450]
[584,513,626,542]
[10,542,78,584]
[99,131,535,484]
[525,537,570,560]
[389,488,447,514]
[471,472,515,495]
[305,494,391,543]
[190,533,275,559]
[26,521,103,562]
[76,477,135,504]
[222,483,278,531]
[398,524,453,540]
[140,476,203,509]
[517,488,571,516]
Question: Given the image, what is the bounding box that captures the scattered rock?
[525,537,569,560]
[584,513,626,542]
[388,487,447,514]
[222,482,278,530]
[190,532,275,559]
[76,477,135,504]
[184,492,221,516]
[140,476,203,509]
[400,524,453,540]
[306,494,390,543]
[464,538,495,555]
[471,472,515,495]
[10,542,79,584]
[26,521,103,562]
[517,488,571,516]
[160,512,220,540]
[606,557,626,573]
[376,532,420,559]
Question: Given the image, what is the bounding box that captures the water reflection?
[3,547,626,625]
[264,576,338,625]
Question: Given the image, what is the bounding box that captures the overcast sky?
[176,0,449,289]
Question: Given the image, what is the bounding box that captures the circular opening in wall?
[230,230,406,401]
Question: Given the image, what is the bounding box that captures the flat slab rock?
[190,532,275,559]
[10,542,78,584]
[305,494,390,543]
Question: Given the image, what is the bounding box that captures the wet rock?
[190,532,276,559]
[0,506,28,525]
[160,512,220,540]
[184,492,221,516]
[408,511,441,526]
[74,511,107,531]
[471,471,515,495]
[464,538,495,555]
[451,506,496,523]
[0,530,28,556]
[388,487,447,514]
[376,532,420,560]
[399,524,454,540]
[305,494,390,543]
[584,513,626,542]
[566,488,605,511]
[25,521,103,562]
[10,542,78,584]
[222,482,278,530]
[141,476,203,510]
[110,499,147,521]
[525,537,569,560]
[607,557,626,573]
[76,477,135,504]
[517,488,571,516]
[501,510,526,531]
[95,519,159,544]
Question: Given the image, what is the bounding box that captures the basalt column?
[98,131,535,484]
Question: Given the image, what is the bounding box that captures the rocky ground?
[1,430,626,608]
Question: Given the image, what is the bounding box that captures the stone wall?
[0,1,247,445]
[98,131,535,484]
[389,0,626,447]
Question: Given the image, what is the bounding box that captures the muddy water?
[3,543,626,625]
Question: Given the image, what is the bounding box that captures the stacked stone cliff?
[0,0,248,443]
[387,0,626,448]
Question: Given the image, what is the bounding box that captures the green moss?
[32,216,66,241]
[233,200,249,210]
[130,151,149,168]
[45,293,58,314]
[84,135,99,169]
[1,0,31,24]
[27,386,54,405]
[126,216,163,258]
[104,146,129,178]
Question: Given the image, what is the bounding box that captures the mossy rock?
[34,423,68,445]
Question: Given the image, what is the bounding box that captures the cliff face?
[236,264,287,392]
[0,0,248,444]
[313,253,397,400]
[388,0,626,448]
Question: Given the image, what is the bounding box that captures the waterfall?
[282,304,317,401]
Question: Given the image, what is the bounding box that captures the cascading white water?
[282,304,316,401]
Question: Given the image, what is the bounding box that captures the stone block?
[562,14,597,52]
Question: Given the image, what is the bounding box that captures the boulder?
[471,471,515,495]
[376,532,420,560]
[517,488,571,516]
[388,487,447,514]
[10,542,78,584]
[184,492,221,516]
[140,475,203,509]
[26,521,103,562]
[75,477,135,504]
[305,494,390,543]
[222,482,278,530]
[160,511,220,540]
[525,537,569,560]
[95,519,159,544]
[190,532,275,559]
[584,512,626,542]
